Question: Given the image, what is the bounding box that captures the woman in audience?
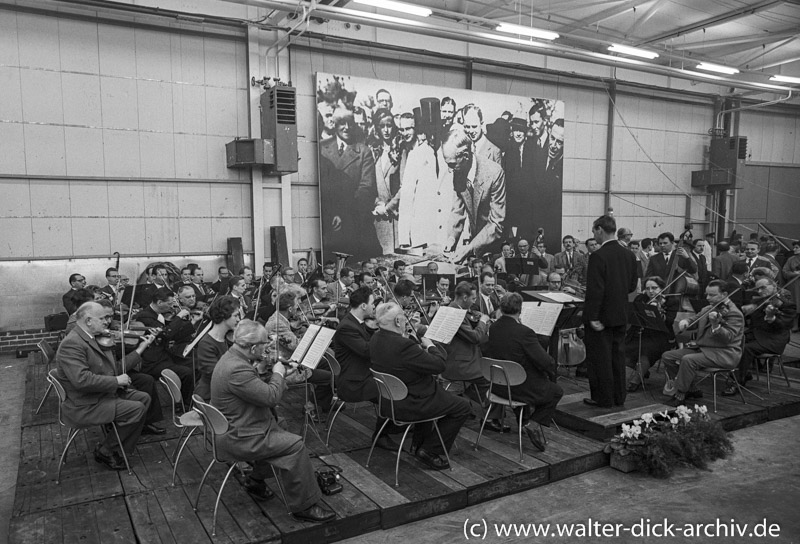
[194,296,240,401]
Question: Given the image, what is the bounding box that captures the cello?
[664,231,700,310]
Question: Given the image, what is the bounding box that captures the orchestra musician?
[327,267,355,305]
[100,267,125,308]
[661,280,744,406]
[62,273,87,315]
[227,275,252,319]
[645,232,697,281]
[302,278,337,318]
[426,275,452,306]
[194,295,239,401]
[172,266,192,293]
[442,281,507,432]
[164,285,204,365]
[474,272,501,319]
[722,277,796,396]
[624,276,679,392]
[187,264,214,303]
[369,301,471,471]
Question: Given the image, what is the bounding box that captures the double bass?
[665,231,700,309]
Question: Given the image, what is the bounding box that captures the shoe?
[626,383,641,393]
[685,390,703,399]
[523,425,546,452]
[373,434,399,451]
[94,446,126,471]
[141,424,166,435]
[582,398,613,408]
[415,448,450,470]
[486,420,511,433]
[293,503,336,523]
[721,385,738,397]
[244,477,275,502]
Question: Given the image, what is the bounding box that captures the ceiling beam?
[637,0,785,46]
[674,28,799,51]
[557,0,653,34]
[749,52,800,70]
[738,37,798,68]
[626,0,664,36]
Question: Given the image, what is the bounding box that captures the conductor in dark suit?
[644,232,697,282]
[486,292,563,451]
[210,319,334,523]
[332,286,398,449]
[54,302,154,470]
[319,107,381,260]
[583,215,638,408]
[370,301,471,470]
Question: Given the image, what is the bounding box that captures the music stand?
[505,257,539,278]
[627,302,670,399]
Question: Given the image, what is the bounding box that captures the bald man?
[54,302,154,470]
[369,302,471,471]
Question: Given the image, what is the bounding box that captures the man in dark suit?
[443,125,506,264]
[644,232,697,282]
[320,107,381,261]
[370,301,471,470]
[582,215,638,408]
[723,277,796,395]
[332,286,397,449]
[711,241,738,280]
[503,117,537,236]
[691,239,710,293]
[54,302,154,470]
[486,292,563,451]
[134,287,194,406]
[62,273,87,314]
[210,320,334,522]
[743,241,777,277]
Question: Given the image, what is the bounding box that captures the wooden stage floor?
[10,352,800,544]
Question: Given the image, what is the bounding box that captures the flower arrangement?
[604,405,733,478]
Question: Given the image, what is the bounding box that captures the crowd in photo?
[48,214,799,523]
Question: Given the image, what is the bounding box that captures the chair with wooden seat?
[753,353,791,394]
[159,369,204,486]
[473,357,533,462]
[366,369,451,487]
[192,396,289,535]
[48,369,132,483]
[34,339,57,414]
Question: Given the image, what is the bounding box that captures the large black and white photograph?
[316,73,565,264]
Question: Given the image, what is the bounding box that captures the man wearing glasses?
[54,301,155,470]
[62,273,87,314]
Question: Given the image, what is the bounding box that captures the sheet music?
[520,302,564,336]
[290,324,319,362]
[300,326,336,369]
[424,307,468,344]
[540,291,583,303]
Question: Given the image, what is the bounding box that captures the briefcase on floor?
[44,312,68,331]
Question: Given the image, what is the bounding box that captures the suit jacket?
[485,316,558,406]
[747,292,796,354]
[62,289,79,315]
[442,302,489,381]
[645,250,698,281]
[744,255,775,276]
[369,329,449,420]
[691,252,709,290]
[689,300,744,368]
[54,326,142,426]
[583,240,638,327]
[448,155,506,256]
[210,348,286,458]
[333,312,378,402]
[553,250,584,272]
[503,140,538,234]
[132,306,173,368]
[474,135,502,166]
[471,292,500,317]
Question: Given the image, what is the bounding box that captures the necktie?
[338,142,344,156]
[748,259,753,269]
[567,252,572,269]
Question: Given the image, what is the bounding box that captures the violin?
[96,329,145,350]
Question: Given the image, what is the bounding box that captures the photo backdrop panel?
[315,72,564,263]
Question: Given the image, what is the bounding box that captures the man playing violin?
[722,277,796,396]
[661,280,744,406]
[474,272,501,319]
[426,275,452,306]
[645,232,697,282]
[164,285,204,365]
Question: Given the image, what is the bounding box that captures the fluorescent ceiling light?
[769,74,800,85]
[608,44,658,60]
[353,0,432,17]
[696,62,739,75]
[496,23,559,41]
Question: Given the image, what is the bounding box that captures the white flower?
[695,404,708,415]
[641,413,654,426]
[670,417,679,425]
[633,419,643,426]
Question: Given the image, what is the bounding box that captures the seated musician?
[62,273,87,314]
[370,301,471,470]
[426,262,439,274]
[227,275,252,319]
[172,266,192,292]
[494,242,514,273]
[485,292,563,452]
[546,272,577,295]
[65,288,97,334]
[645,232,697,282]
[264,291,333,414]
[55,301,156,470]
[194,295,239,401]
[426,275,452,306]
[474,272,501,319]
[333,286,399,449]
[322,261,336,283]
[210,266,230,294]
[661,280,743,406]
[303,278,337,317]
[282,267,298,285]
[165,285,204,365]
[134,287,195,407]
[188,264,214,303]
[389,260,406,284]
[100,267,125,307]
[326,267,355,305]
[727,261,749,308]
[255,273,285,322]
[151,265,172,289]
[723,277,797,396]
[624,276,678,392]
[443,281,507,432]
[210,319,335,523]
